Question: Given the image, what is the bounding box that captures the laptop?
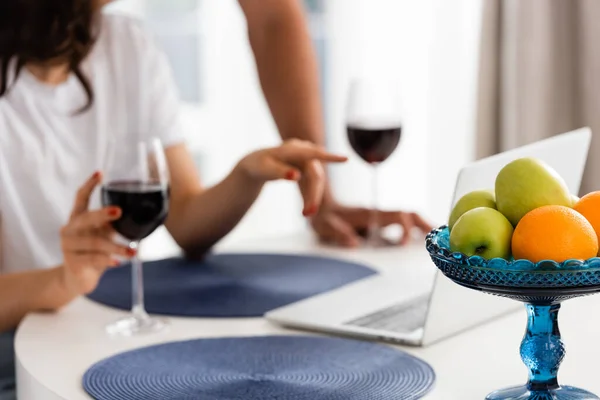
[265,127,592,346]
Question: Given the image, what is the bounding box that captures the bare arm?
[239,0,341,209]
[164,145,264,258]
[164,142,347,257]
[239,0,326,147]
[0,173,134,332]
[0,266,76,332]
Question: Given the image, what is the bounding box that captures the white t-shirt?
[0,14,186,274]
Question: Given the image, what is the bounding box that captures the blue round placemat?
[83,335,435,400]
[87,253,376,317]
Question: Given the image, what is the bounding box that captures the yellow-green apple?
[495,157,571,226]
[448,189,496,230]
[449,207,513,259]
[571,194,580,206]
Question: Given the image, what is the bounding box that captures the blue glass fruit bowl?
[426,225,600,400]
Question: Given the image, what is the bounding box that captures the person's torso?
[0,14,147,274]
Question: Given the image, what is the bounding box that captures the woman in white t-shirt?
[0,0,351,338]
[0,1,435,396]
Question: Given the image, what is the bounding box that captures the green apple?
[449,207,513,259]
[495,157,571,226]
[571,194,580,206]
[448,189,496,230]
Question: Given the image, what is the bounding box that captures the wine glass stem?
[130,241,148,321]
[520,303,564,391]
[368,165,380,244]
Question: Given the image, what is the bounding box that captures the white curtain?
[476,0,600,195]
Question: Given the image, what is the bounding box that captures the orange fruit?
[512,205,598,263]
[573,191,600,254]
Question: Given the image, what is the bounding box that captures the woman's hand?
[237,139,347,216]
[59,172,134,295]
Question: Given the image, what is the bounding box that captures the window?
[104,0,205,104]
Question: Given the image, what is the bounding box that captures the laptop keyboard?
[343,295,430,334]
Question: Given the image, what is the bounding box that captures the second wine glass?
[101,137,170,336]
[346,78,403,247]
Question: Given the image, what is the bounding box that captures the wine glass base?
[106,315,169,337]
[486,385,599,400]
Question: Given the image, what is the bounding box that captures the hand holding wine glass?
[60,171,134,297]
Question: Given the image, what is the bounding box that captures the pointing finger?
[298,160,325,216]
[261,157,301,182]
[276,144,347,165]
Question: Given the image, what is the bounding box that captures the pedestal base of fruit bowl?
[426,226,600,400]
[486,385,599,400]
[481,302,599,400]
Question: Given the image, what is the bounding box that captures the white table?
[15,232,600,399]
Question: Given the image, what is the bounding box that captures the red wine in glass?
[347,124,402,164]
[101,137,170,336]
[102,181,169,242]
[345,78,403,247]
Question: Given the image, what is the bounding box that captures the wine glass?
[346,78,403,247]
[101,137,170,336]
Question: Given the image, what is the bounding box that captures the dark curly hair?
[0,0,99,112]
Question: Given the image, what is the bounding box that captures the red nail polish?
[303,205,318,217]
[111,259,120,267]
[108,208,119,217]
[285,170,298,180]
[126,248,137,257]
[93,171,101,179]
